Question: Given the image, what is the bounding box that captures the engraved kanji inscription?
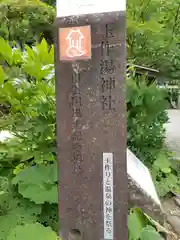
[105,24,115,38]
[100,60,116,75]
[100,76,116,93]
[70,70,83,173]
[72,130,83,173]
[99,24,118,112]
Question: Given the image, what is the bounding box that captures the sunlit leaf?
[140,225,164,240]
[7,223,58,240]
[12,162,58,204]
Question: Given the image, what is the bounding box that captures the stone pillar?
[55,1,127,239]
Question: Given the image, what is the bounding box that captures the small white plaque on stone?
[103,153,114,240]
[127,149,161,206]
[56,0,126,18]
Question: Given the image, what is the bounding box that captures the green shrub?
[0,0,55,45]
[0,176,42,239]
[126,72,180,198]
[0,37,55,172]
[127,73,169,167]
[0,37,58,239]
[151,151,180,197]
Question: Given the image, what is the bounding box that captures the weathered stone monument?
[55,0,127,239]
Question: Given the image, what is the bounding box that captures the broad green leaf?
[0,65,6,83]
[25,45,36,60]
[18,183,58,204]
[128,208,146,239]
[0,187,41,240]
[12,48,23,65]
[12,162,58,185]
[12,162,58,204]
[155,179,170,197]
[35,38,52,65]
[0,37,12,65]
[166,173,178,189]
[161,167,171,174]
[153,153,171,172]
[7,223,58,240]
[140,225,164,240]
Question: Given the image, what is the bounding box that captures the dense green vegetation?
[0,39,58,238]
[0,0,55,45]
[127,0,180,82]
[127,0,180,198]
[0,0,180,239]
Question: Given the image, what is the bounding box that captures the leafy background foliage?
[0,38,58,239]
[12,162,58,204]
[0,0,55,46]
[127,73,168,166]
[127,0,180,83]
[7,223,58,240]
[0,176,42,240]
[127,69,180,199]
